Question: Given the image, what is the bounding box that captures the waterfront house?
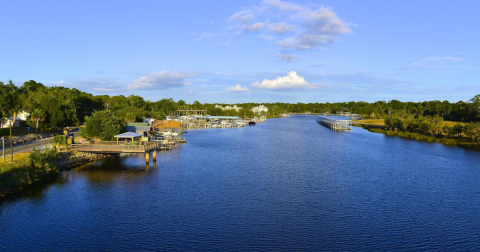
[250,105,268,114]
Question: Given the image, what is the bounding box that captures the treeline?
[384,112,480,141]
[266,96,480,122]
[1,80,480,131]
[0,80,263,132]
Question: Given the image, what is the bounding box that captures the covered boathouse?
[317,115,352,131]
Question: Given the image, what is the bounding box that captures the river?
[1,115,480,250]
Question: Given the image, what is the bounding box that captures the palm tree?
[30,108,46,133]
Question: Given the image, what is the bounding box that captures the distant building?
[215,104,243,112]
[1,111,29,128]
[0,117,20,128]
[143,117,155,126]
[250,105,268,114]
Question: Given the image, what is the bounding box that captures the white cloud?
[268,22,295,34]
[252,71,317,90]
[197,32,216,40]
[423,57,463,63]
[225,0,351,52]
[129,71,195,90]
[277,53,299,62]
[258,34,276,41]
[244,22,265,33]
[262,0,302,11]
[227,10,255,23]
[226,84,251,92]
[275,7,351,50]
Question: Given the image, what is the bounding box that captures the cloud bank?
[219,0,352,61]
[129,70,195,90]
[277,53,299,62]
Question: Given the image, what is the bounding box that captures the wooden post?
[145,152,149,163]
[2,136,5,162]
[153,150,156,161]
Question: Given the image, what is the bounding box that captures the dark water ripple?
[1,115,480,251]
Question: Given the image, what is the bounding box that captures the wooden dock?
[74,141,159,163]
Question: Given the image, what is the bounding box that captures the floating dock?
[317,115,352,131]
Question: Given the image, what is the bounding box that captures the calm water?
[1,115,480,251]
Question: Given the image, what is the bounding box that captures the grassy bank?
[363,126,480,151]
[353,119,465,127]
[0,146,110,196]
[0,148,60,196]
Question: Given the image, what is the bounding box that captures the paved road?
[0,132,79,157]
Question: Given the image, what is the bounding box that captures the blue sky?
[1,0,478,103]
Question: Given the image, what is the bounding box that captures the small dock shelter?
[115,132,143,145]
[317,115,352,131]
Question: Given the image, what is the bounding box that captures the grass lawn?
[356,119,385,126]
[443,121,466,127]
[0,152,31,168]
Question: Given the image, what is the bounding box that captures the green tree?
[452,124,464,138]
[30,108,46,133]
[83,110,123,140]
[0,81,23,162]
[464,122,480,142]
[125,112,136,123]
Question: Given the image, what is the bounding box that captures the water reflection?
[2,116,480,251]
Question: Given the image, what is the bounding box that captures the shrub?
[52,135,66,146]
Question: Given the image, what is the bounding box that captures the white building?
[250,105,268,114]
[0,111,29,128]
[143,117,156,126]
[1,117,21,128]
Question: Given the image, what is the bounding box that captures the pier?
[317,115,352,131]
[74,132,160,163]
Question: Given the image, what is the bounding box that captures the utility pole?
[2,136,5,162]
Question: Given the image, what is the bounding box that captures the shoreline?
[0,150,109,197]
[354,124,480,151]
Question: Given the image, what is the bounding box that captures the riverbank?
[358,125,480,151]
[0,149,109,197]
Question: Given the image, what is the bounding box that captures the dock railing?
[74,142,158,153]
